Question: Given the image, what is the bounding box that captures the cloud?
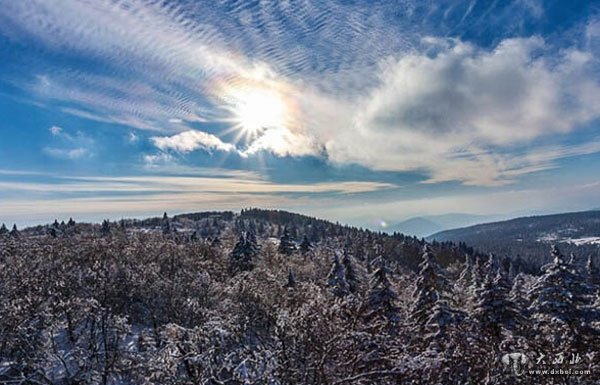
[43,147,89,159]
[49,125,62,135]
[3,1,600,186]
[150,130,236,154]
[127,132,139,144]
[0,172,395,224]
[43,125,94,160]
[313,37,600,185]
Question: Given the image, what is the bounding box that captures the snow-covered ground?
[537,235,600,245]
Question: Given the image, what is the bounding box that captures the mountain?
[387,213,500,237]
[3,208,600,384]
[386,217,443,237]
[428,209,600,269]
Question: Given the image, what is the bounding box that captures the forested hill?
[2,209,600,384]
[429,210,600,268]
[8,208,478,270]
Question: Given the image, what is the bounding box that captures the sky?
[1,0,600,229]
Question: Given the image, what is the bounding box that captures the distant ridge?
[428,209,600,267]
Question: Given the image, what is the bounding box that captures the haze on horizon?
[1,0,600,229]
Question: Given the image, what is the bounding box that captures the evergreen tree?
[67,217,76,227]
[586,254,600,295]
[365,257,399,326]
[100,219,111,236]
[528,246,597,351]
[285,268,296,289]
[473,269,521,342]
[246,230,260,255]
[509,273,529,314]
[326,254,349,297]
[342,251,359,293]
[10,224,19,237]
[410,246,457,346]
[0,223,8,235]
[211,236,222,247]
[278,227,296,255]
[230,233,255,272]
[299,235,312,254]
[469,256,484,293]
[161,213,171,235]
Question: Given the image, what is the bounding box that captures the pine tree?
[586,254,600,296]
[455,254,474,311]
[161,213,171,235]
[246,230,260,255]
[0,223,8,235]
[342,251,359,293]
[299,235,312,254]
[230,233,256,272]
[326,254,349,297]
[211,236,222,247]
[410,246,457,346]
[473,269,521,342]
[509,273,529,314]
[101,219,111,236]
[278,227,296,255]
[365,257,399,326]
[469,256,484,293]
[10,224,19,237]
[528,246,596,351]
[285,268,296,289]
[67,217,76,227]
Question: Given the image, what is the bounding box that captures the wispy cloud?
[0,172,395,223]
[2,0,599,186]
[43,147,89,160]
[43,125,94,160]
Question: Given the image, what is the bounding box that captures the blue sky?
[1,0,600,228]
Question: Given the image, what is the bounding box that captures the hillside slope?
[428,209,600,267]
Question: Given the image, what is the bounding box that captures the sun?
[228,86,289,139]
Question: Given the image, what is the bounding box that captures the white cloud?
[127,131,139,144]
[308,37,600,185]
[243,127,321,157]
[150,130,236,154]
[43,125,94,160]
[43,147,89,159]
[5,2,600,186]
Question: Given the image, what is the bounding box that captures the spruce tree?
[100,219,111,236]
[0,223,8,235]
[586,254,600,296]
[342,251,359,293]
[299,235,312,254]
[528,246,596,351]
[285,268,296,289]
[326,254,349,297]
[10,224,19,237]
[365,257,399,326]
[473,269,521,342]
[410,246,457,346]
[230,233,255,272]
[161,213,171,235]
[246,230,260,255]
[278,227,296,255]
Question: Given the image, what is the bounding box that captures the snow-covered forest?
[1,209,599,384]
